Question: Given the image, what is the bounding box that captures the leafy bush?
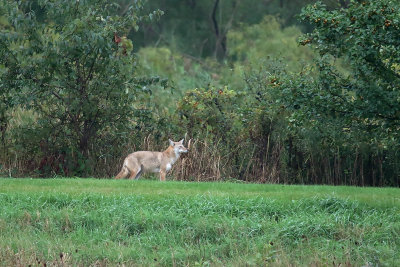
[299,0,400,140]
[0,0,162,176]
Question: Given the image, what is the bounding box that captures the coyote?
[115,139,188,181]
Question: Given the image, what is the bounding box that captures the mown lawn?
[0,178,399,266]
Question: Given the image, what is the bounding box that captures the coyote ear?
[169,139,174,146]
[179,139,184,144]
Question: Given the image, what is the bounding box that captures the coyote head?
[169,139,188,154]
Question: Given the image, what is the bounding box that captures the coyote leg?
[128,170,138,180]
[135,169,142,180]
[160,170,166,181]
[115,166,128,179]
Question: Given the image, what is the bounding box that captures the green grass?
[0,178,399,266]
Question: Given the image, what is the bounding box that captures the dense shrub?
[0,0,162,176]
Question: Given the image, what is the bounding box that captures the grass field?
[0,178,399,266]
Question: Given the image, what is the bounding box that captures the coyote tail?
[115,165,128,179]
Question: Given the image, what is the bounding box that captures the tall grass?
[0,179,399,266]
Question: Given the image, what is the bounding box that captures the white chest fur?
[166,163,172,171]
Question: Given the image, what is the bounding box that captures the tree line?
[0,0,399,186]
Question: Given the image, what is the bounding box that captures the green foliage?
[228,16,315,72]
[1,0,399,185]
[264,0,400,185]
[135,47,214,112]
[177,86,239,139]
[243,56,400,185]
[299,0,400,140]
[134,0,347,58]
[0,0,162,176]
[0,179,399,265]
[0,1,17,158]
[220,0,400,185]
[174,80,290,181]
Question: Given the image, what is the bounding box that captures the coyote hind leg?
[128,166,141,180]
[135,168,143,180]
[115,166,129,179]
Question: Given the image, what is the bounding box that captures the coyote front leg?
[160,169,166,181]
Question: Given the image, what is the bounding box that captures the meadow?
[0,178,399,266]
